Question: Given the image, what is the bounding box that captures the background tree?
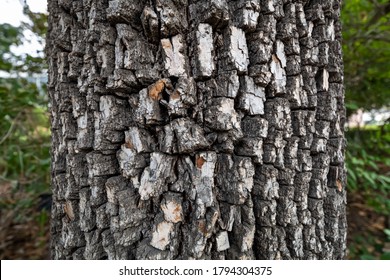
[46,0,347,260]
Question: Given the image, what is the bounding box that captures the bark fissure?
[48,0,346,259]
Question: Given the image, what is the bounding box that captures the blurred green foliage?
[0,4,49,194]
[346,125,390,214]
[342,0,390,260]
[0,24,22,72]
[0,77,50,192]
[345,125,390,260]
[0,5,50,259]
[342,0,390,115]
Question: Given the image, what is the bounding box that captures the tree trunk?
[47,0,347,260]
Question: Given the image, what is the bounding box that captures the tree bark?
[47,0,347,260]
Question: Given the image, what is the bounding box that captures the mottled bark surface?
[47,0,347,260]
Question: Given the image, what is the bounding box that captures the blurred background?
[0,0,389,260]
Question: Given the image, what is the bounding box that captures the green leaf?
[361,171,377,187]
[384,229,390,238]
[380,252,390,260]
[360,254,376,260]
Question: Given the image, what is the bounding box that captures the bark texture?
[47,0,347,260]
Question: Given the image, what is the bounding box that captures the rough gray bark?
[47,0,347,260]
